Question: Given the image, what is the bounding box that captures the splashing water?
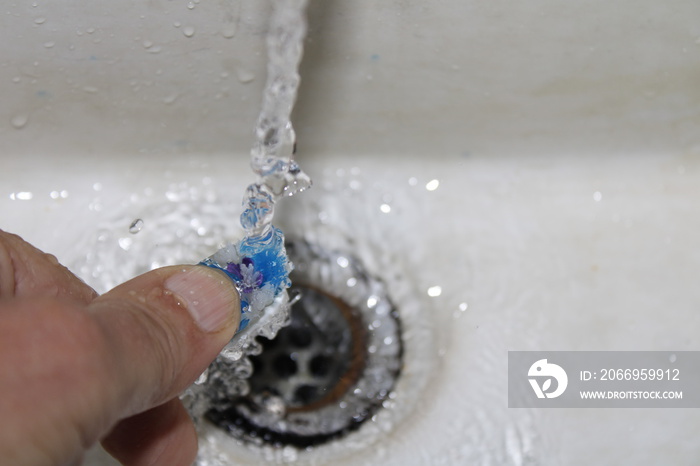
[202,0,310,350]
[184,0,312,444]
[242,0,311,239]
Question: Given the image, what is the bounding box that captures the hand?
[0,230,240,465]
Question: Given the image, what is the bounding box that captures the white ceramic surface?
[1,1,699,465]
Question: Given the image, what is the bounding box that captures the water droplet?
[129,218,144,234]
[43,41,55,48]
[236,68,255,83]
[182,26,195,38]
[9,191,33,201]
[222,24,237,39]
[10,114,29,129]
[379,203,391,213]
[12,76,20,83]
[336,256,349,268]
[86,27,96,34]
[118,237,133,251]
[195,368,209,385]
[593,191,602,202]
[93,182,103,191]
[142,40,153,49]
[281,446,297,462]
[34,17,46,25]
[163,94,178,105]
[173,21,181,28]
[458,302,468,312]
[427,285,442,297]
[425,179,440,191]
[670,354,677,363]
[82,86,98,94]
[187,1,195,9]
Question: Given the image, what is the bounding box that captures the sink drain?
[205,240,403,448]
[247,285,366,412]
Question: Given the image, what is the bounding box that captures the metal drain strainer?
[206,240,403,448]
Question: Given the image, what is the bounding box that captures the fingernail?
[164,266,240,333]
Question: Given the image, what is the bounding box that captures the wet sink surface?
[2,151,700,465]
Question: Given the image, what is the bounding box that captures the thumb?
[0,265,239,466]
[90,265,240,416]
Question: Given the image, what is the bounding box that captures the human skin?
[0,230,241,465]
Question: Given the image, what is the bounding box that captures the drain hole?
[205,240,403,448]
[273,355,298,378]
[288,327,313,348]
[294,384,319,404]
[310,355,332,377]
[261,337,279,350]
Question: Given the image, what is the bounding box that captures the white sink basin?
[1,0,699,464]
